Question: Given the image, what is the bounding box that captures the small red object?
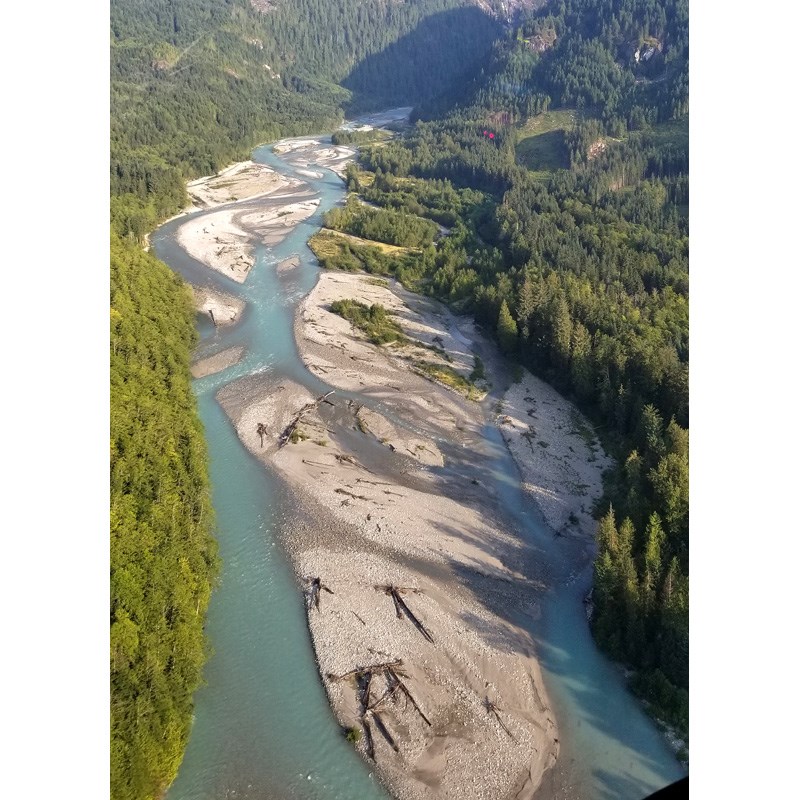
[489,133,495,139]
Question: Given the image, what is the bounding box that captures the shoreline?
[217,366,560,800]
[212,260,614,798]
[165,128,618,799]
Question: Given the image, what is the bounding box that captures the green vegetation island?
[110,1,689,798]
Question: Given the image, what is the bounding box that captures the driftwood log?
[388,666,431,726]
[375,585,435,643]
[484,698,516,741]
[334,659,432,760]
[328,659,404,683]
[279,390,335,448]
[362,717,375,761]
[305,576,334,612]
[357,671,376,760]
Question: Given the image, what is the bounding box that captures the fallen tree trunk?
[388,667,432,727]
[357,671,373,716]
[307,577,334,612]
[362,718,375,761]
[485,699,516,741]
[328,659,403,683]
[391,588,434,643]
[334,488,370,501]
[279,390,335,448]
[368,680,402,712]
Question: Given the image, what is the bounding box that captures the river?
[152,125,685,800]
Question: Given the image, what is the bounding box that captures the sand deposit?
[497,375,612,539]
[217,374,558,800]
[187,160,298,209]
[192,285,245,326]
[191,346,245,379]
[176,193,319,283]
[173,128,613,799]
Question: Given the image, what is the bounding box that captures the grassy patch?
[330,299,408,346]
[324,227,413,255]
[344,726,362,744]
[413,360,484,400]
[516,110,575,175]
[308,230,420,285]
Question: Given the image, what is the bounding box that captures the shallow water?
[152,129,684,800]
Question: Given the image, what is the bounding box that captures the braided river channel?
[152,120,685,800]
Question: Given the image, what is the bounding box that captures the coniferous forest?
[111,1,689,797]
[352,0,689,734]
[111,3,503,798]
[110,236,218,800]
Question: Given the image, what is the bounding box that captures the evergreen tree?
[496,299,518,354]
[641,511,666,603]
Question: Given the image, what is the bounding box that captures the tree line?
[111,235,218,800]
[109,2,507,798]
[343,0,689,738]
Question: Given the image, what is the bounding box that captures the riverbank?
[218,369,559,800]
[212,263,617,799]
[497,375,612,541]
[156,117,683,800]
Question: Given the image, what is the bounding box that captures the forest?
[324,198,439,248]
[110,0,501,240]
[345,0,690,738]
[109,2,505,799]
[111,2,689,797]
[110,234,218,800]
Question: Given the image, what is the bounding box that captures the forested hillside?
[340,0,690,739]
[111,0,500,239]
[111,2,689,797]
[110,3,506,799]
[110,235,218,800]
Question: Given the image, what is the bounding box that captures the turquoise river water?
[152,133,685,800]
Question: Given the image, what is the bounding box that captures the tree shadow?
[380,438,683,795]
[341,7,501,113]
